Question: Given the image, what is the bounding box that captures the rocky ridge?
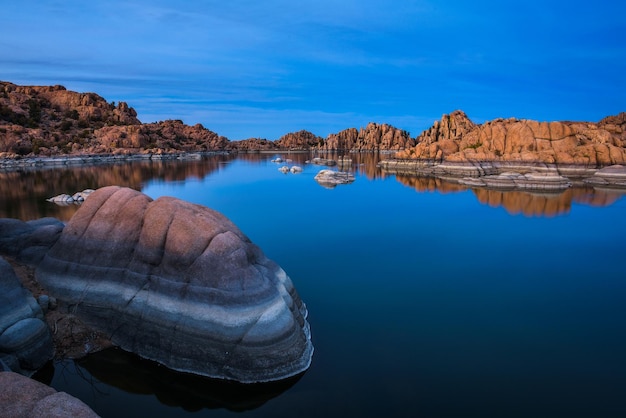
[395,110,626,166]
[319,122,414,152]
[1,81,411,158]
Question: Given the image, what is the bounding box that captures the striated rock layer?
[35,186,313,383]
[0,258,53,375]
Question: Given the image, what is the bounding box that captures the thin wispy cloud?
[1,0,624,139]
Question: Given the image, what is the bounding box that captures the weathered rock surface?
[0,218,64,265]
[0,371,100,418]
[275,130,324,150]
[583,165,626,188]
[46,189,94,206]
[36,186,313,383]
[0,82,227,156]
[459,171,572,191]
[320,122,414,152]
[314,170,356,188]
[0,258,53,374]
[396,110,626,166]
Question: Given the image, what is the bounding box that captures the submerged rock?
[36,186,313,383]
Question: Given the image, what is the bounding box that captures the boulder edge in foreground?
[36,186,313,383]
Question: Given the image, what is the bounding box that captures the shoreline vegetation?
[1,80,625,188]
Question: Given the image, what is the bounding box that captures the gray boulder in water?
[0,258,53,374]
[36,186,313,383]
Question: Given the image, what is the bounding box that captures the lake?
[3,153,626,417]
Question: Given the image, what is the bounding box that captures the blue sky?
[1,1,625,140]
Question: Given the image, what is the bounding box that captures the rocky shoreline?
[0,151,231,172]
[378,159,626,190]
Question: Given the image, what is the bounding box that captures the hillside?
[3,81,624,164]
[0,81,417,157]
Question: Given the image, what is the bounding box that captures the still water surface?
[4,153,626,417]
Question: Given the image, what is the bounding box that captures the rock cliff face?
[396,110,626,166]
[228,137,279,151]
[275,130,324,150]
[320,122,414,151]
[35,186,313,383]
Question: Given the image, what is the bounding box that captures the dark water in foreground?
[5,153,626,417]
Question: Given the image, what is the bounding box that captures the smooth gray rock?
[0,218,64,265]
[37,295,50,314]
[584,164,626,188]
[0,318,53,370]
[36,186,313,383]
[0,258,54,374]
[314,169,355,188]
[459,171,572,191]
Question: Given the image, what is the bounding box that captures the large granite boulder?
[0,371,99,418]
[36,186,313,383]
[0,258,53,374]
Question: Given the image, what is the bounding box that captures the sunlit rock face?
[36,186,313,383]
[396,111,626,165]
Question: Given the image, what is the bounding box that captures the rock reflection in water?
[395,174,624,217]
[0,155,234,221]
[73,347,303,413]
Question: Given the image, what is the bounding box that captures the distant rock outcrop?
[275,130,324,150]
[0,82,228,157]
[228,137,278,151]
[320,122,414,152]
[396,110,626,166]
[35,186,313,383]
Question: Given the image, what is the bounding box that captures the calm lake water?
[4,153,626,417]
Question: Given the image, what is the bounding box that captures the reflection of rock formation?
[36,186,313,383]
[394,174,624,217]
[472,189,574,217]
[77,347,302,412]
[570,186,623,208]
[472,186,623,217]
[394,175,467,194]
[312,152,392,180]
[0,155,235,221]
